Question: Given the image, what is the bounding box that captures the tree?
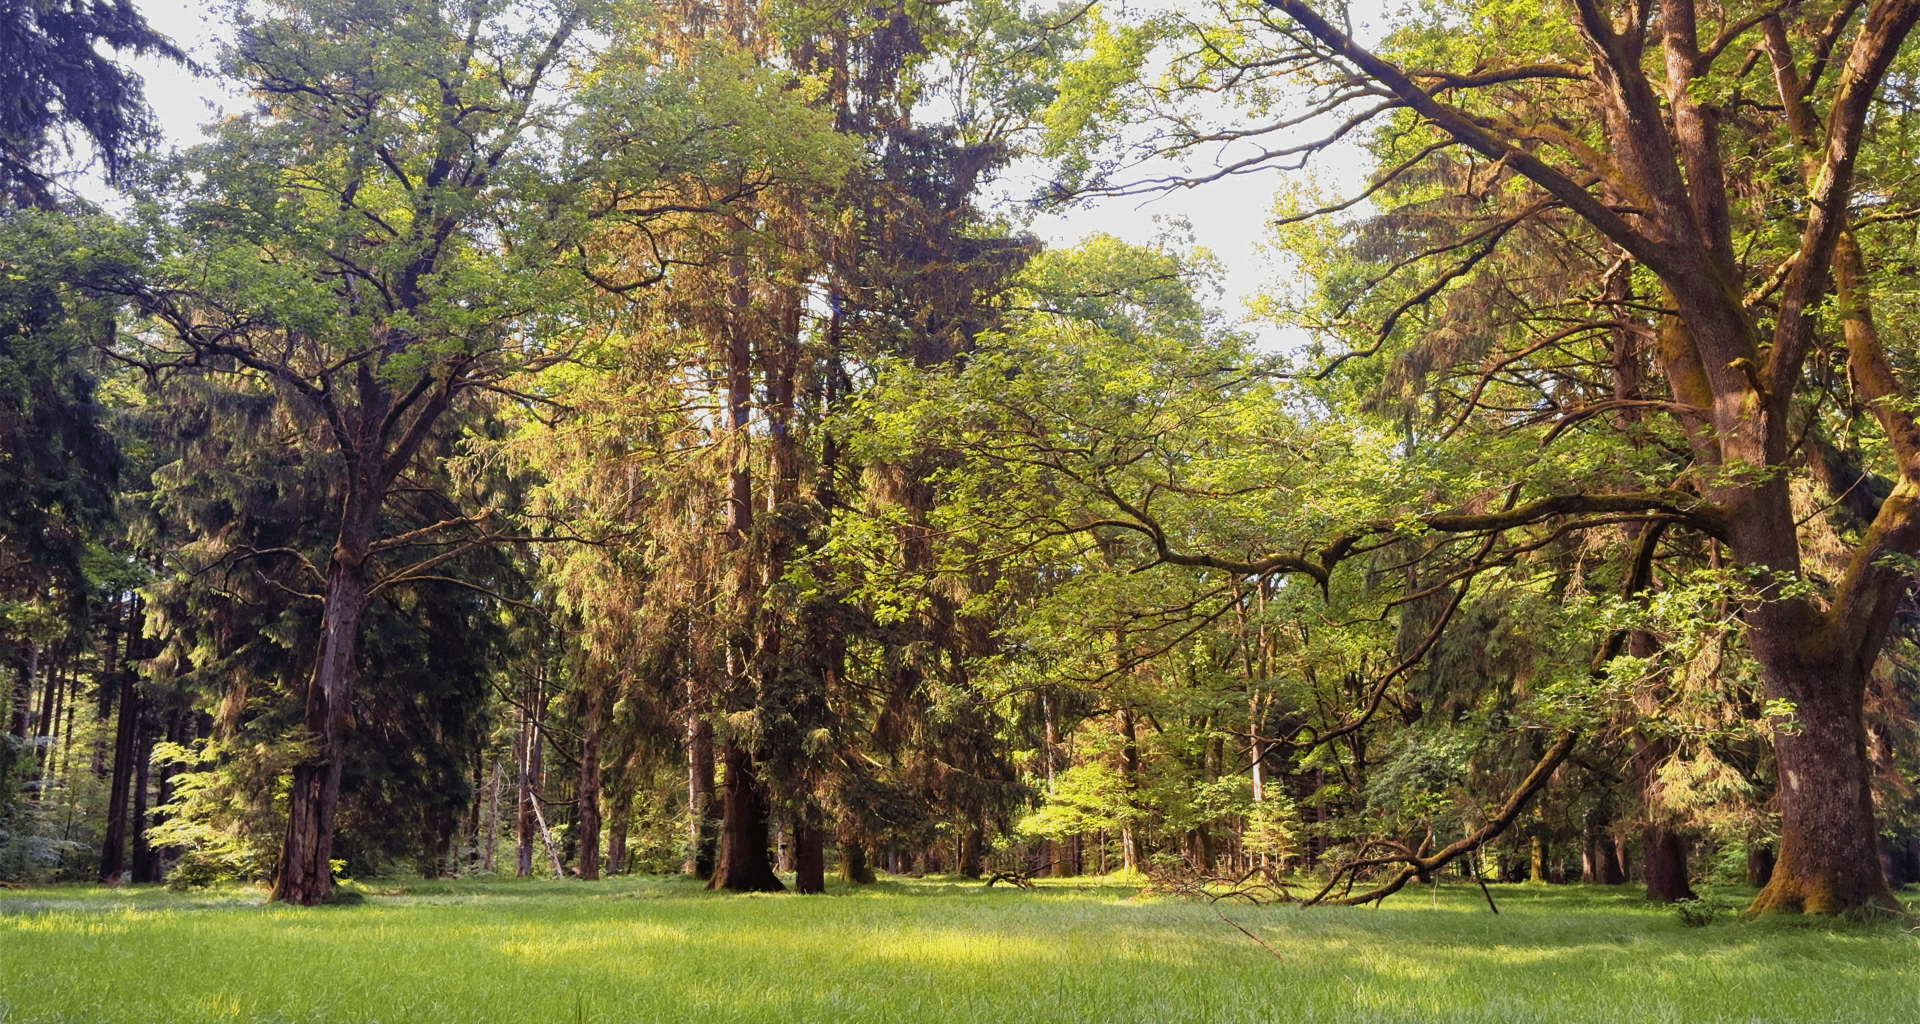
[0,0,182,206]
[119,0,592,904]
[1045,0,1920,913]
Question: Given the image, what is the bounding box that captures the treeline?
[4,0,1920,916]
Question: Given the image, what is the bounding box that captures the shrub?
[1674,899,1718,928]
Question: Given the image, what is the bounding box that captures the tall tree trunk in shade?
[685,702,716,878]
[515,692,539,878]
[462,756,483,872]
[957,828,984,879]
[34,653,59,778]
[1583,821,1626,884]
[5,645,32,739]
[606,817,627,875]
[840,839,875,884]
[1632,732,1696,902]
[794,824,825,894]
[129,711,154,882]
[97,673,138,882]
[273,509,375,905]
[707,740,782,892]
[481,758,502,874]
[1747,844,1777,888]
[575,676,604,880]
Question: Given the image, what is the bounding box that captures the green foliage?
[145,739,292,885]
[1017,763,1135,840]
[0,0,182,202]
[163,851,230,892]
[1673,898,1719,928]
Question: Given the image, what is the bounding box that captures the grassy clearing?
[1,875,1915,1023]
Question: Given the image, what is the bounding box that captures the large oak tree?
[1050,0,1920,912]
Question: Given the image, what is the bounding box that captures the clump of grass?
[1673,898,1718,928]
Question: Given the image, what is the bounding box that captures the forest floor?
[1,874,1915,1023]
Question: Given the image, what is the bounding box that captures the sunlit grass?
[2,874,1915,1023]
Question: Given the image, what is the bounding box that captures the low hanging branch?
[1304,727,1580,906]
[1303,521,1667,907]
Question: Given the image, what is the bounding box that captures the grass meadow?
[1,875,1915,1023]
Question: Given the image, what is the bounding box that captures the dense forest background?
[4,0,1919,914]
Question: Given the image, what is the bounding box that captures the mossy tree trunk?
[1747,647,1893,913]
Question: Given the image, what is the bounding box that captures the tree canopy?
[2,0,1917,922]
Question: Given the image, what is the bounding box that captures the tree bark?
[1641,826,1696,903]
[1881,837,1919,887]
[1191,825,1215,874]
[1748,654,1894,912]
[272,529,373,905]
[5,644,32,739]
[575,678,603,881]
[606,816,627,875]
[707,740,782,892]
[958,827,985,879]
[142,708,187,882]
[685,704,716,877]
[841,838,875,884]
[1582,819,1626,885]
[794,823,825,893]
[516,680,540,878]
[97,673,138,883]
[480,757,501,874]
[129,709,154,882]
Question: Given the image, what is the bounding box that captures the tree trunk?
[1746,843,1776,889]
[1748,654,1894,912]
[707,741,782,892]
[958,827,985,879]
[1881,837,1920,887]
[272,543,371,905]
[515,711,537,877]
[1582,824,1625,884]
[143,709,186,881]
[575,679,603,881]
[606,816,627,875]
[794,824,825,894]
[5,644,32,739]
[685,703,716,878]
[1628,726,1696,902]
[1642,826,1696,902]
[841,839,875,884]
[129,711,154,882]
[1191,825,1215,874]
[97,673,138,883]
[34,652,59,775]
[461,755,483,872]
[480,758,501,874]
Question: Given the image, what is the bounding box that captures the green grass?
[1,874,1915,1023]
